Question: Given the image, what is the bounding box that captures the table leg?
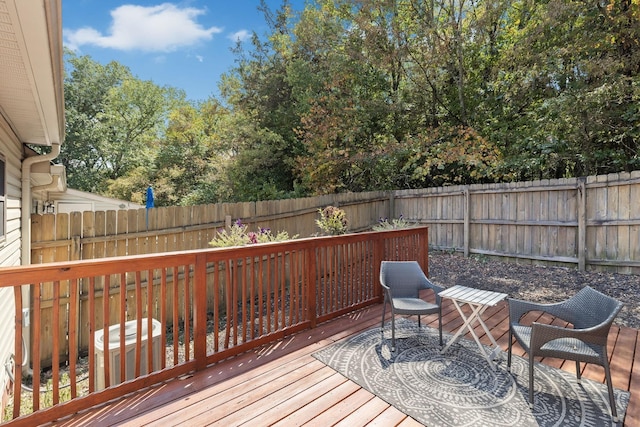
[441,300,484,353]
[441,301,502,370]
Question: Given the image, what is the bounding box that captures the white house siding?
[0,120,28,410]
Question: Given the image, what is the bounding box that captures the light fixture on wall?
[43,200,55,213]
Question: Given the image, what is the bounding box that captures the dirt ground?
[428,251,640,329]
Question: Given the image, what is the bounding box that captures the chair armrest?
[381,282,393,302]
[508,297,566,324]
[423,279,444,305]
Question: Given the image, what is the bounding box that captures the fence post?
[578,178,587,271]
[388,190,395,220]
[464,187,470,257]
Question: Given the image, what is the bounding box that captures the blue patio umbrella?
[146,186,154,230]
[146,185,154,208]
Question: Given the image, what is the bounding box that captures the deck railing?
[1,227,428,425]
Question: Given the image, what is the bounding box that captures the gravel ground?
[428,252,640,329]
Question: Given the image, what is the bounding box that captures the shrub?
[209,219,297,247]
[372,214,416,231]
[316,206,348,235]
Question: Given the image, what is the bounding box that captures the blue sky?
[63,1,307,101]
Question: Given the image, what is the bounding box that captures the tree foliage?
[60,1,640,206]
[62,50,185,197]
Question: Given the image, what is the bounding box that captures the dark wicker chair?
[507,286,623,422]
[380,261,443,351]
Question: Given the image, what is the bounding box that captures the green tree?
[493,0,640,179]
[62,50,184,196]
[218,0,305,200]
[150,99,228,206]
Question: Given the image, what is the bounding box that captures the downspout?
[19,142,61,372]
[21,142,61,265]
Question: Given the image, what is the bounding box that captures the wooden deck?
[49,297,640,427]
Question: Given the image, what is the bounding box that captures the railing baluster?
[160,268,167,369]
[224,260,232,349]
[12,287,22,418]
[69,278,78,398]
[172,265,179,364]
[183,265,191,361]
[147,269,154,372]
[33,282,41,410]
[258,254,264,337]
[266,254,272,334]
[213,261,219,353]
[194,254,207,370]
[134,271,142,377]
[241,257,247,343]
[52,280,60,405]
[88,277,96,393]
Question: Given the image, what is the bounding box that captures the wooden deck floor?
[51,298,640,426]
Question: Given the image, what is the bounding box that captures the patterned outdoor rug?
[313,318,630,426]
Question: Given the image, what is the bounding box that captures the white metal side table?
[439,285,508,370]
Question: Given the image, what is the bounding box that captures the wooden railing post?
[307,246,317,328]
[373,232,383,302]
[420,227,429,276]
[193,253,208,371]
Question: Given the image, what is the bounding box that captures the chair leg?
[603,357,619,422]
[391,314,396,351]
[528,353,535,409]
[507,328,512,372]
[418,315,421,327]
[380,299,387,331]
[575,360,581,383]
[438,308,443,347]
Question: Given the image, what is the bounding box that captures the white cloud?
[64,3,222,52]
[228,30,251,43]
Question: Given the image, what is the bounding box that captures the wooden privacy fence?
[393,171,640,274]
[30,190,390,265]
[33,171,640,274]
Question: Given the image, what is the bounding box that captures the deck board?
[52,299,639,426]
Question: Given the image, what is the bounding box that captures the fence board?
[607,178,620,262]
[116,210,128,258]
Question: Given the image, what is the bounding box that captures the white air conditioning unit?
[94,318,162,390]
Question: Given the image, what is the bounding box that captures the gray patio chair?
[507,286,623,422]
[380,260,443,351]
